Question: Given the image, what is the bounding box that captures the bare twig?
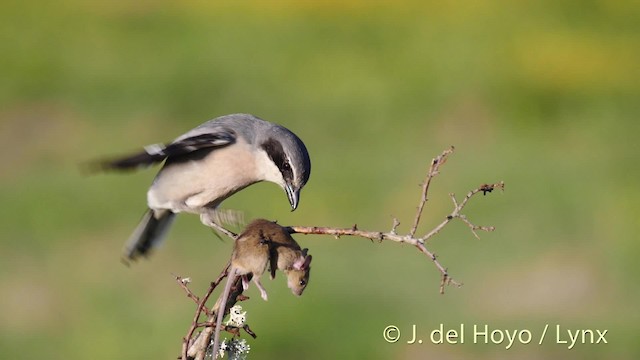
[409,146,454,237]
[186,268,248,360]
[420,182,503,243]
[180,262,230,360]
[288,181,503,294]
[174,275,211,316]
[390,218,400,235]
[242,324,257,339]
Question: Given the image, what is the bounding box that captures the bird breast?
[147,139,260,213]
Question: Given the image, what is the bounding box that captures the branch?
[410,146,454,237]
[177,262,230,360]
[287,180,503,294]
[173,275,212,316]
[185,268,250,360]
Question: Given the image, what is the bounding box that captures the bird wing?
[96,130,236,171]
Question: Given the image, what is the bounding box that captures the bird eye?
[283,162,291,170]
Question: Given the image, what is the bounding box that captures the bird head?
[258,125,311,211]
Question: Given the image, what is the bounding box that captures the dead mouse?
[268,223,312,296]
[212,219,312,357]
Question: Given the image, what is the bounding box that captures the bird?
[94,113,311,262]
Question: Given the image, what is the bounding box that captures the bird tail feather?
[122,209,176,263]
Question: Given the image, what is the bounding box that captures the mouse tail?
[213,269,238,359]
[122,209,176,263]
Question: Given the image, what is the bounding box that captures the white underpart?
[146,139,285,215]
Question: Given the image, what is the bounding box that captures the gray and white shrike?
[97,113,311,261]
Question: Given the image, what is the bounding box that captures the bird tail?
[122,209,176,263]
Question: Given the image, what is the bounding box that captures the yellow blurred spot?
[514,30,638,91]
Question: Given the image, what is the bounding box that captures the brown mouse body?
[229,219,272,300]
[212,219,312,357]
[267,222,312,296]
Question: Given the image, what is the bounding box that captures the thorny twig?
[174,147,503,358]
[184,272,253,359]
[287,147,504,294]
[178,263,230,360]
[287,181,504,293]
[173,275,212,316]
[410,146,454,237]
[287,182,502,293]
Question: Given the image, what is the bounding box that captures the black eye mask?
[261,138,293,182]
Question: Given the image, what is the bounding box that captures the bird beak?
[285,183,300,211]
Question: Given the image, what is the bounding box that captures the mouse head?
[285,249,312,296]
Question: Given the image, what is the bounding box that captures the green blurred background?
[1,0,638,359]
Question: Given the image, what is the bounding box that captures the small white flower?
[226,305,247,327]
[231,339,251,360]
[217,339,227,358]
[231,306,242,316]
[216,338,250,360]
[235,339,250,354]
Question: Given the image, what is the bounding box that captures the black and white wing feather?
[95,131,236,171]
